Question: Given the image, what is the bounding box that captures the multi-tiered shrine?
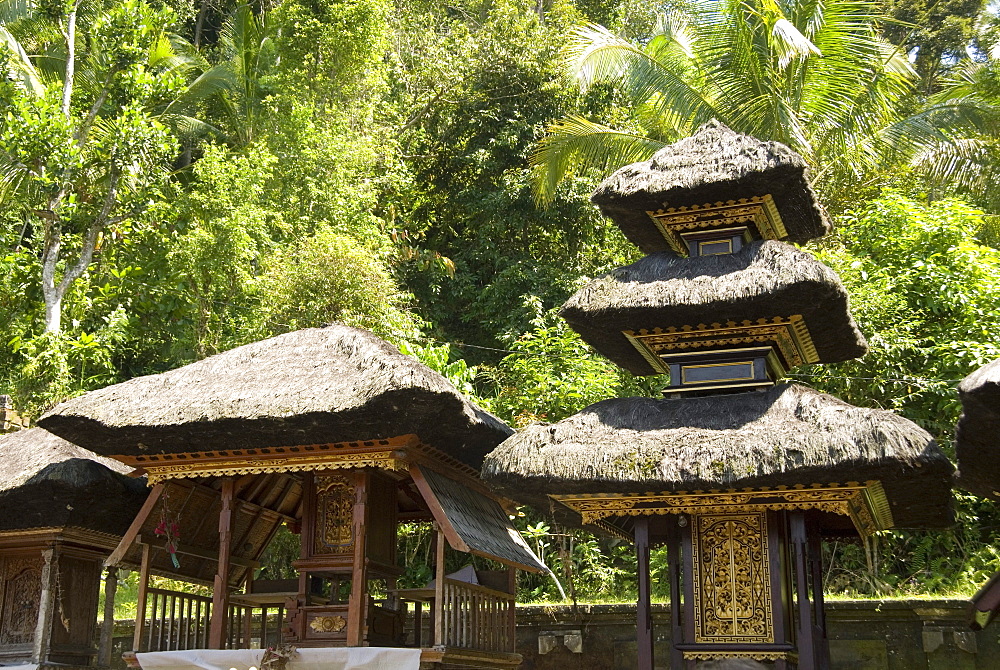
[484,122,954,669]
[39,325,547,670]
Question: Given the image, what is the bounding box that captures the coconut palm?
[531,0,967,204]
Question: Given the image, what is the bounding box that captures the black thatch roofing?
[559,240,867,375]
[954,359,1000,500]
[39,325,513,468]
[591,121,830,255]
[0,428,148,535]
[482,384,953,530]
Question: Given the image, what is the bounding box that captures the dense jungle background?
[3,0,1000,606]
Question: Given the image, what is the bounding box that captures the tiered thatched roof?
[955,359,1000,500]
[482,384,953,530]
[591,121,830,254]
[0,428,148,535]
[559,240,867,375]
[40,325,512,468]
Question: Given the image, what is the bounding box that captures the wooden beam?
[106,484,165,568]
[346,470,369,646]
[133,543,152,651]
[208,478,235,649]
[136,536,260,570]
[98,567,119,666]
[635,517,653,670]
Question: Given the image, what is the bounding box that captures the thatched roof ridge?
[955,359,1000,500]
[0,428,148,535]
[39,325,512,467]
[482,384,953,530]
[559,240,867,374]
[591,121,831,254]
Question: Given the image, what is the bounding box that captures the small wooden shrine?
[39,325,547,670]
[953,360,1000,630]
[0,427,148,668]
[483,121,955,669]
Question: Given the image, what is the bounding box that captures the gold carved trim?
[140,451,408,484]
[552,481,893,537]
[682,650,797,662]
[624,316,819,374]
[309,615,346,633]
[646,195,787,256]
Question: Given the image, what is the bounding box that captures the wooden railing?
[138,589,285,652]
[141,588,213,651]
[438,578,514,653]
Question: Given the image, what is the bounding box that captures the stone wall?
[104,599,996,670]
[514,600,998,670]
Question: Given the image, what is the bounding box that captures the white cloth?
[136,648,421,670]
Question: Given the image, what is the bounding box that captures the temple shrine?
[38,325,547,670]
[483,121,954,669]
[0,427,147,668]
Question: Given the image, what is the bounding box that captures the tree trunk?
[44,294,62,334]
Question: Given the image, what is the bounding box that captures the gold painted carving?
[553,481,892,537]
[309,615,347,633]
[314,475,354,555]
[141,451,408,484]
[646,195,787,255]
[691,512,773,644]
[623,316,819,375]
[683,651,796,662]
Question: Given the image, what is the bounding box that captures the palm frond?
[0,26,43,96]
[529,115,666,205]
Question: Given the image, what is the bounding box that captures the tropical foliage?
[2,0,1000,603]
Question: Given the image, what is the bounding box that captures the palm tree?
[530,0,963,204]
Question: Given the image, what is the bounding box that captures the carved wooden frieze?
[0,556,43,645]
[313,475,355,555]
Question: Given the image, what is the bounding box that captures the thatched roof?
[39,325,512,467]
[591,121,831,255]
[954,359,1000,500]
[482,384,953,530]
[559,240,867,375]
[0,427,148,535]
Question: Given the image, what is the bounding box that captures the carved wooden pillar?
[346,470,368,647]
[209,478,235,649]
[31,545,58,664]
[666,515,684,669]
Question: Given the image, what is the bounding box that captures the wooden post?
[209,478,235,649]
[433,526,445,647]
[635,517,653,670]
[133,544,152,651]
[808,522,830,670]
[666,515,684,670]
[506,566,516,653]
[98,567,119,666]
[346,471,369,647]
[31,545,59,664]
[790,511,814,670]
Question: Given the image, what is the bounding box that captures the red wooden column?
[209,478,235,648]
[346,470,369,646]
[635,517,654,670]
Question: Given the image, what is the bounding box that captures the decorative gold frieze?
[682,650,797,662]
[314,475,355,555]
[646,195,787,256]
[624,316,819,375]
[139,452,408,484]
[552,481,892,537]
[692,512,773,644]
[309,615,347,633]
